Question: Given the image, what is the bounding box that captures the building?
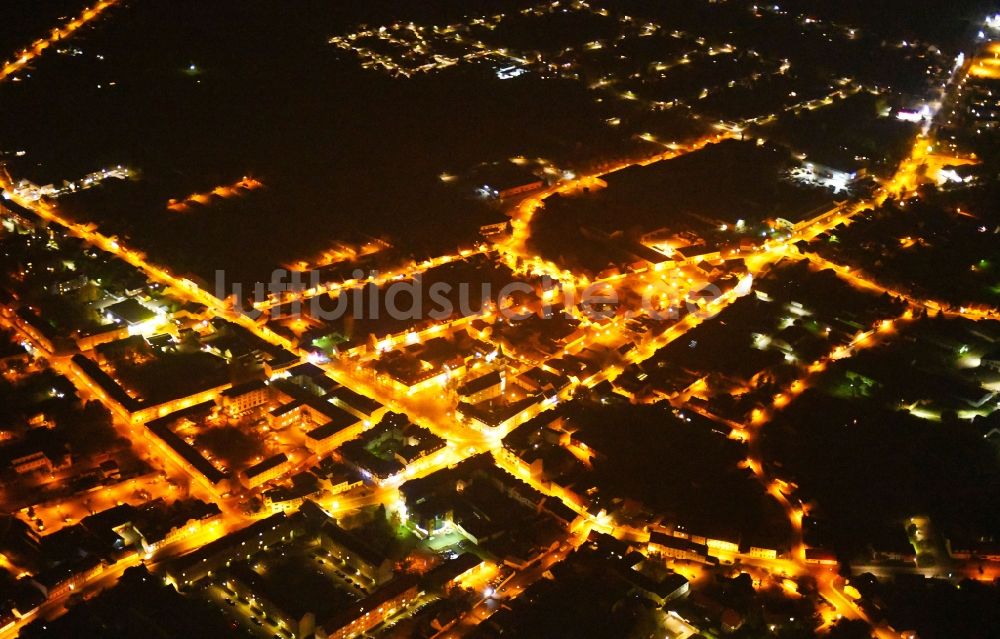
[473,163,545,200]
[305,407,365,456]
[0,197,37,231]
[239,453,291,490]
[49,274,88,296]
[11,451,55,475]
[103,298,160,335]
[218,379,271,418]
[648,531,710,562]
[29,556,104,601]
[479,221,511,240]
[13,307,59,354]
[268,400,306,431]
[314,575,421,639]
[93,334,150,365]
[317,518,394,586]
[311,458,363,494]
[144,403,230,494]
[71,354,232,425]
[457,395,539,431]
[421,553,486,594]
[268,384,368,455]
[747,546,778,560]
[616,562,690,606]
[75,323,130,352]
[131,500,223,554]
[805,547,838,566]
[262,473,322,513]
[0,515,43,571]
[223,563,317,639]
[981,347,1000,372]
[164,513,292,588]
[0,341,30,373]
[262,349,301,377]
[325,384,386,423]
[456,370,505,404]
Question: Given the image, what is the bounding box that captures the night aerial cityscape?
[2,2,1000,638]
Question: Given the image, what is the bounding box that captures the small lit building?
[11,450,56,475]
[456,370,504,404]
[648,531,709,562]
[218,379,271,418]
[103,298,161,335]
[239,453,291,490]
[804,547,838,566]
[325,384,386,423]
[75,323,130,352]
[268,400,306,431]
[305,407,365,457]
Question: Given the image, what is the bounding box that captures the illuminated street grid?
[1,2,999,639]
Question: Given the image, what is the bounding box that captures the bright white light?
[734,274,753,297]
[496,66,526,80]
[938,169,963,184]
[306,351,329,365]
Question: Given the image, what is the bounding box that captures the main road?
[0,0,121,83]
